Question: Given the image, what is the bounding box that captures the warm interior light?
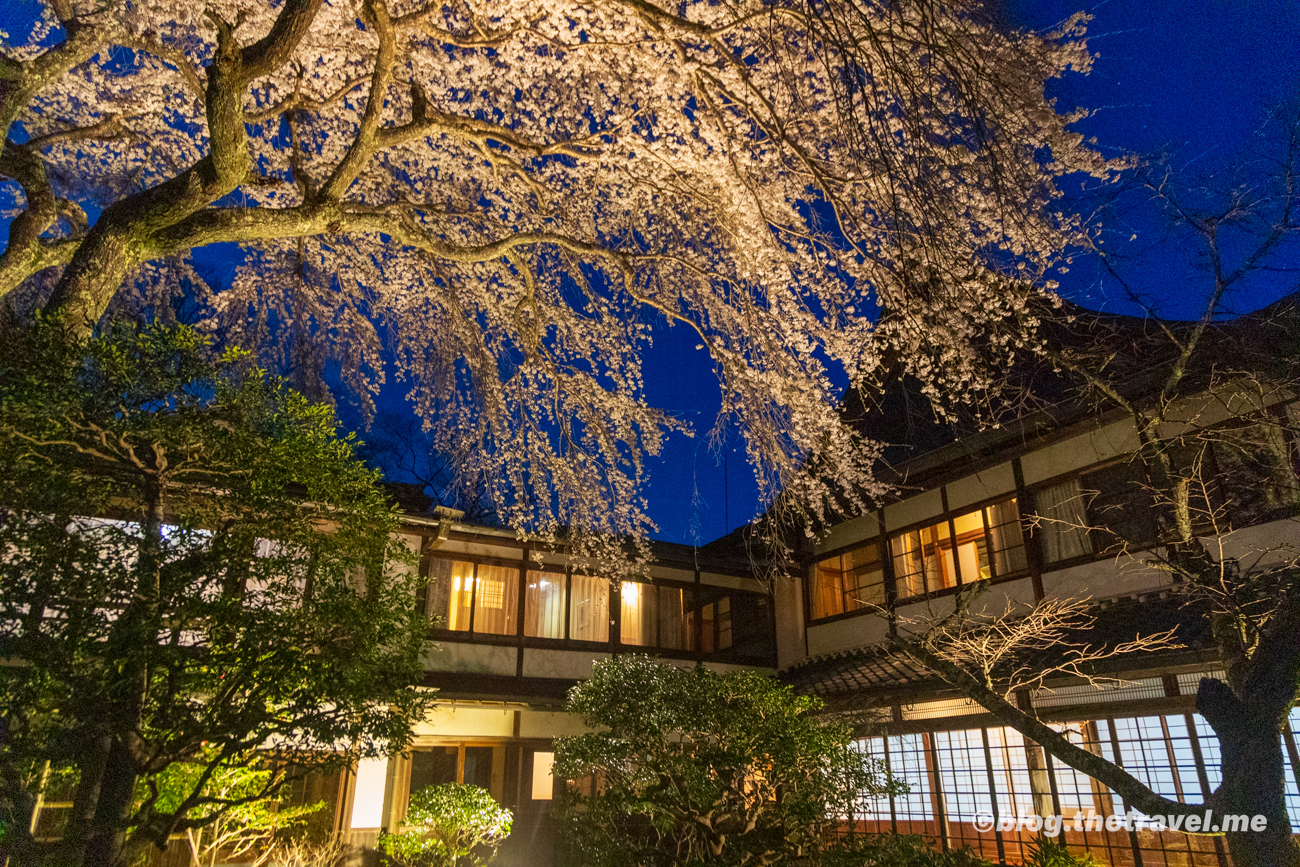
[531,751,555,800]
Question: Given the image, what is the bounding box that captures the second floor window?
[1033,478,1094,563]
[569,574,611,642]
[620,582,696,650]
[890,498,1026,601]
[425,559,519,636]
[811,542,884,619]
[524,569,566,639]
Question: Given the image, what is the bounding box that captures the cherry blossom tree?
[0,0,1114,557]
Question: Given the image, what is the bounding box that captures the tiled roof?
[782,643,936,698]
[781,592,1215,701]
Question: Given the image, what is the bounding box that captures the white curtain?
[569,575,610,642]
[1034,480,1093,563]
[524,570,565,638]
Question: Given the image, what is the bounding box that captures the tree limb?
[895,637,1207,820]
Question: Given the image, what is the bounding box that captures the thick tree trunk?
[61,733,112,867]
[1198,678,1300,867]
[81,739,140,867]
[1213,728,1297,867]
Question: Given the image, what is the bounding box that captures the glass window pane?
[984,498,1027,578]
[718,596,732,650]
[1216,420,1300,525]
[569,575,610,642]
[429,560,474,632]
[620,581,656,646]
[658,585,694,651]
[843,542,885,609]
[422,558,451,623]
[811,555,845,619]
[472,563,518,636]
[700,602,715,653]
[524,570,566,638]
[463,746,493,790]
[892,522,954,597]
[890,531,927,600]
[951,509,987,582]
[1082,461,1158,551]
[409,747,458,797]
[1034,479,1093,563]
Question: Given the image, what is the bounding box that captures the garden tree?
[553,655,899,867]
[879,114,1300,867]
[0,0,1117,561]
[377,783,512,867]
[0,322,435,867]
[151,755,323,867]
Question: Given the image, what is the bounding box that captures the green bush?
[1021,838,1103,867]
[379,783,512,867]
[554,656,901,867]
[821,834,993,867]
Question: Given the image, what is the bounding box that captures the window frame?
[887,494,1029,605]
[424,553,527,638]
[424,553,772,662]
[808,540,887,622]
[804,493,1033,624]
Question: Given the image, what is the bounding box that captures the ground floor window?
[852,708,1300,867]
[407,744,503,805]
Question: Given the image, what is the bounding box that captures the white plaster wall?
[413,704,516,738]
[815,512,881,556]
[895,595,957,626]
[1040,555,1168,601]
[946,463,1016,510]
[1207,518,1300,564]
[519,710,594,739]
[773,574,807,671]
[1157,384,1286,435]
[422,642,516,675]
[434,539,524,561]
[700,571,756,590]
[964,577,1037,616]
[522,648,611,680]
[647,565,696,583]
[392,533,423,575]
[530,550,570,568]
[1021,419,1141,485]
[805,614,889,657]
[884,489,944,532]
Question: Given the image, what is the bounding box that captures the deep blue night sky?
[654,0,1300,545]
[2,1,1298,545]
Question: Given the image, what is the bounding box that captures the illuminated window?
[425,559,518,635]
[524,570,566,638]
[472,564,517,635]
[811,541,884,619]
[446,560,476,631]
[1034,478,1094,563]
[569,575,610,642]
[657,585,694,651]
[620,581,655,646]
[531,751,555,801]
[696,590,733,653]
[890,498,1026,600]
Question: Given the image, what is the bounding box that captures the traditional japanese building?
[331,304,1300,867]
[335,504,778,866]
